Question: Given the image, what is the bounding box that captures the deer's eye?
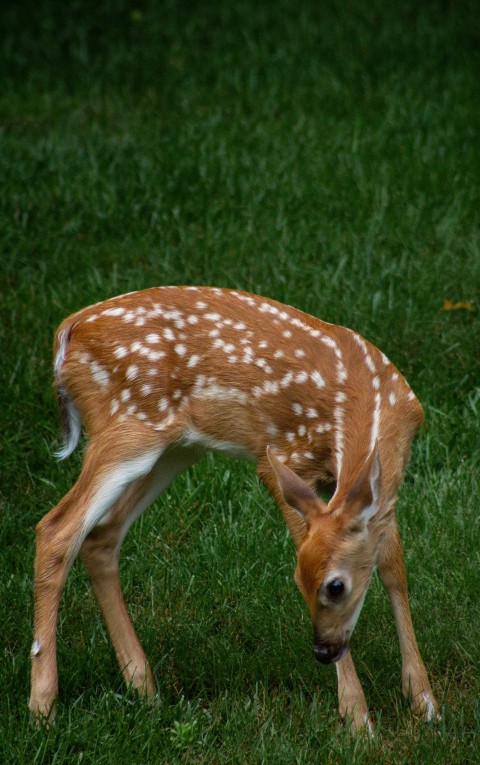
[326,579,345,599]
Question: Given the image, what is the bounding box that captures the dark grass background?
[1,1,479,762]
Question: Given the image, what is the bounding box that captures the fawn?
[29,286,438,731]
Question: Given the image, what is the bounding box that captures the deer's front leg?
[377,518,439,721]
[336,652,374,735]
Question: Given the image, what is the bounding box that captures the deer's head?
[267,446,387,663]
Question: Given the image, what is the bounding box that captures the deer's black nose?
[313,642,347,664]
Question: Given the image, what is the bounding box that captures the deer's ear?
[266,447,328,527]
[345,443,382,530]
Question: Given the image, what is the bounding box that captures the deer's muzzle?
[313,641,349,664]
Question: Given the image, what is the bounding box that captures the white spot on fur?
[311,371,325,388]
[121,389,131,402]
[263,380,279,394]
[91,362,110,388]
[163,328,175,341]
[31,639,41,657]
[298,425,306,436]
[175,344,187,356]
[370,392,382,451]
[242,348,254,364]
[163,309,182,321]
[126,364,139,381]
[315,422,332,434]
[389,392,397,406]
[148,351,165,361]
[353,334,367,353]
[152,411,176,432]
[306,408,318,418]
[280,372,294,388]
[114,346,128,359]
[294,349,305,358]
[187,355,201,368]
[255,358,273,374]
[336,363,348,383]
[290,317,305,330]
[110,399,120,415]
[141,384,153,396]
[146,333,161,344]
[187,315,199,324]
[334,406,345,475]
[321,336,337,350]
[102,307,125,317]
[292,403,303,415]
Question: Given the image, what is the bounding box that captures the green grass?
[1,0,479,762]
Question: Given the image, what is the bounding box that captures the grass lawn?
[1,0,479,762]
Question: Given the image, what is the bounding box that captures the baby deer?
[29,287,438,731]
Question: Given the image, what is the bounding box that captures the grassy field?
[1,0,479,762]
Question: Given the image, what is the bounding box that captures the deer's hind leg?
[79,446,201,698]
[29,433,195,721]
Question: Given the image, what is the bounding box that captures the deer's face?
[266,444,385,663]
[295,519,378,663]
